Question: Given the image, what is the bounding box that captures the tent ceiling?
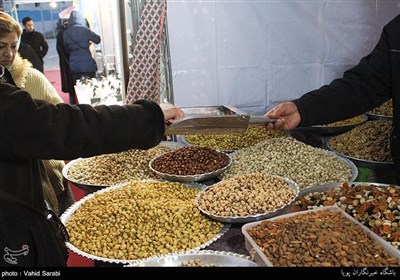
[9,0,68,4]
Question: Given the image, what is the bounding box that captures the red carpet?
[45,69,94,267]
[66,183,94,267]
[44,69,70,104]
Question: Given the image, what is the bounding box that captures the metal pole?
[118,0,129,101]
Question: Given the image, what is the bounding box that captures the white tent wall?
[167,0,400,115]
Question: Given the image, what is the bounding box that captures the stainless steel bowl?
[326,138,394,169]
[149,151,232,183]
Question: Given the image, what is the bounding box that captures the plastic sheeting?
[167,0,400,114]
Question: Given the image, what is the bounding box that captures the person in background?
[20,16,48,73]
[18,41,43,73]
[56,18,75,104]
[0,12,74,214]
[63,11,101,104]
[265,14,400,184]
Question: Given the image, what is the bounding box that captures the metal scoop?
[165,105,277,135]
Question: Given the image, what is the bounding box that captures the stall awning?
[58,5,74,19]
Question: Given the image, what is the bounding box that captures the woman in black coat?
[0,68,183,266]
[56,19,75,102]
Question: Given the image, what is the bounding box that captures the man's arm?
[40,33,49,58]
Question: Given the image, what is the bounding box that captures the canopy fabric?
[58,5,74,19]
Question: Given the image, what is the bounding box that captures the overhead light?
[49,1,57,9]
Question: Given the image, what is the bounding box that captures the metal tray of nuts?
[242,206,400,267]
[196,174,300,224]
[60,180,230,265]
[366,112,393,121]
[325,139,394,169]
[149,148,232,182]
[296,181,399,198]
[62,141,186,191]
[125,250,258,267]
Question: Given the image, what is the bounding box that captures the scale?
[165,105,277,135]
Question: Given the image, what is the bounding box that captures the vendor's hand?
[265,101,301,131]
[160,102,185,124]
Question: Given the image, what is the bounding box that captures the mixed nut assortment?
[64,115,398,266]
[290,182,400,249]
[246,208,400,267]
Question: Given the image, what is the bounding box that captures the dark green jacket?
[0,83,165,266]
[293,14,400,183]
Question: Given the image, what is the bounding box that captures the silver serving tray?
[298,181,400,198]
[292,114,368,135]
[125,250,257,267]
[220,148,358,190]
[196,175,300,223]
[60,180,230,265]
[366,112,393,121]
[325,138,394,169]
[149,151,232,182]
[62,141,186,191]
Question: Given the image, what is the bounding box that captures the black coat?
[0,82,165,266]
[18,42,43,73]
[293,14,400,183]
[56,27,74,93]
[21,30,48,62]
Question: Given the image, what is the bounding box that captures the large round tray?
[366,112,393,121]
[325,138,394,170]
[62,141,186,192]
[292,114,368,135]
[126,250,257,267]
[297,181,398,198]
[179,135,235,153]
[221,148,358,190]
[149,151,232,183]
[60,180,230,265]
[196,175,300,224]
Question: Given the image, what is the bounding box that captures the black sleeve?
[293,17,394,127]
[40,33,49,58]
[0,84,165,160]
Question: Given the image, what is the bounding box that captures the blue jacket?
[63,11,101,74]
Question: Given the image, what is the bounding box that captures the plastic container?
[242,206,400,267]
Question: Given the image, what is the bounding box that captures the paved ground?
[44,38,59,71]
